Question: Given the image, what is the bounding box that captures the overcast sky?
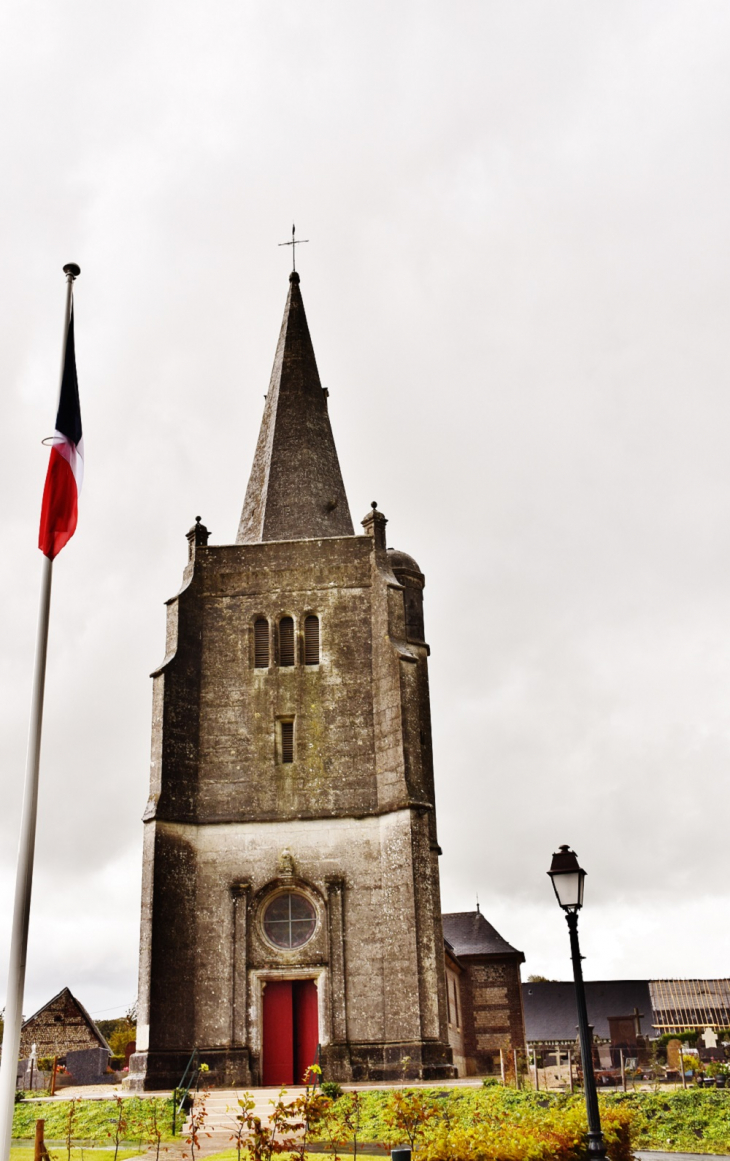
[1,0,729,1023]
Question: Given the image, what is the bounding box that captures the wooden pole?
[568,1049,574,1093]
[499,1048,505,1084]
[513,1048,519,1089]
[679,1048,687,1090]
[34,1119,44,1161]
[620,1048,626,1092]
[50,1058,57,1098]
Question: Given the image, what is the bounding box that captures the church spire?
[237,272,354,544]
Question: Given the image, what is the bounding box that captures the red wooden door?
[293,979,319,1085]
[262,980,293,1085]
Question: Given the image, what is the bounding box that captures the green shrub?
[320,1081,342,1099]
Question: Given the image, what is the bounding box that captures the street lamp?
[548,845,607,1160]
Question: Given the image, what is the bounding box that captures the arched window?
[254,619,269,668]
[304,615,320,665]
[279,617,295,666]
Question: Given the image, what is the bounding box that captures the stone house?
[17,987,110,1061]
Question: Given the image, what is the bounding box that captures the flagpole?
[0,266,78,1161]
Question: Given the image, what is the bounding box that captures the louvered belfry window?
[304,615,320,665]
[279,617,295,666]
[254,619,269,668]
[280,720,294,763]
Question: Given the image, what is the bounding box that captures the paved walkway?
[636,1154,730,1160]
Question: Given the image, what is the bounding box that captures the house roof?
[649,979,730,1031]
[522,980,652,1042]
[442,910,524,960]
[22,987,111,1052]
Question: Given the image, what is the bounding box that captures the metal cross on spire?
[279,223,309,272]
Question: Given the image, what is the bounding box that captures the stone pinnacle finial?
[186,516,210,560]
[361,502,387,550]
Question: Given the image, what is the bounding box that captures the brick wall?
[458,956,526,1075]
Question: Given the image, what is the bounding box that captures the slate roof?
[442,910,524,961]
[237,271,354,544]
[522,979,652,1042]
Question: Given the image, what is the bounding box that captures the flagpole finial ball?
[63,263,81,279]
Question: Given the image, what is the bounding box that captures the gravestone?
[65,1046,112,1084]
[16,1058,48,1092]
[702,1027,718,1050]
[666,1038,682,1071]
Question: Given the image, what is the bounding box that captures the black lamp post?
[548,845,607,1160]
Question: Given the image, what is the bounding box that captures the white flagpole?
[0,267,77,1161]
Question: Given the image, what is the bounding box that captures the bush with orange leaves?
[409,1097,634,1161]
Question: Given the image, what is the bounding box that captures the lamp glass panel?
[552,870,583,909]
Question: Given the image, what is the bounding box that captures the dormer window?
[304,615,320,665]
[279,617,295,667]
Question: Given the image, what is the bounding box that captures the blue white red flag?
[38,309,83,559]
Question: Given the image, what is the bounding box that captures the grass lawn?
[10,1150,142,1161]
[12,1098,178,1144]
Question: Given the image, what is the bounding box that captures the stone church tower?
[129,272,454,1088]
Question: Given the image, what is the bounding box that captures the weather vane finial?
[278,223,309,272]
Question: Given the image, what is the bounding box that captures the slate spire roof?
[237,271,354,544]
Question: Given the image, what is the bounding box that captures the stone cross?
[702,1026,718,1049]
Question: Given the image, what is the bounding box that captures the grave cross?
[702,1027,718,1049]
[632,1007,645,1036]
[278,223,309,272]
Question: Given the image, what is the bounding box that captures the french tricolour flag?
[38,309,83,559]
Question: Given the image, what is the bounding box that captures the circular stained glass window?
[263,892,317,949]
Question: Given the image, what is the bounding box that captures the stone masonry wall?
[19,991,103,1060]
[132,526,454,1087]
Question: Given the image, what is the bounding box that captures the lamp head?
[548,845,586,911]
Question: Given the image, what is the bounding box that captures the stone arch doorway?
[262,979,318,1086]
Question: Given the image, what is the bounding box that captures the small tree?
[330,1090,364,1160]
[287,1068,330,1161]
[65,1099,77,1161]
[383,1090,438,1152]
[230,1095,256,1161]
[107,1095,127,1161]
[185,1089,210,1161]
[234,1089,298,1161]
[147,1098,166,1161]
